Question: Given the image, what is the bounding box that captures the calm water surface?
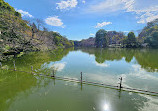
[0,48,158,111]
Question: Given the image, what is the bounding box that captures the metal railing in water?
[1,61,158,96]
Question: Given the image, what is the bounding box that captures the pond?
[0,48,158,111]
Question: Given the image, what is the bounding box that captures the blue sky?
[4,0,158,40]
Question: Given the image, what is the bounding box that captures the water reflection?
[1,70,158,111]
[49,62,67,71]
[1,48,158,111]
[0,70,37,111]
[2,47,158,73]
[77,48,158,72]
[1,48,74,72]
[95,62,109,68]
[103,103,110,111]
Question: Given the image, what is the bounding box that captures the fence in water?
[1,61,158,96]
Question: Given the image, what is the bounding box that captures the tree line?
[95,19,158,48]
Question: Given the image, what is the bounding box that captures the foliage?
[106,31,125,45]
[126,32,136,47]
[0,0,21,17]
[127,32,136,43]
[54,36,64,47]
[74,31,125,48]
[139,19,158,47]
[123,32,141,48]
[145,31,158,47]
[95,29,107,48]
[53,33,73,48]
[0,0,74,61]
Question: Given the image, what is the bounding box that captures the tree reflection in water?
[78,48,158,72]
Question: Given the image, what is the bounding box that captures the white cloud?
[87,0,124,13]
[86,73,116,85]
[121,0,135,12]
[123,31,130,33]
[86,0,158,24]
[136,12,158,24]
[90,33,95,36]
[121,0,158,24]
[53,31,59,33]
[95,62,109,67]
[130,64,158,80]
[45,16,64,27]
[139,95,158,111]
[16,9,33,18]
[82,0,86,4]
[56,0,78,10]
[50,62,67,71]
[95,22,112,28]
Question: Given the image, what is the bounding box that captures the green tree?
[138,19,158,43]
[126,32,137,48]
[145,31,158,47]
[95,29,107,48]
[128,32,136,43]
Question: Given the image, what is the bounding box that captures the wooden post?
[53,70,56,85]
[31,66,33,74]
[0,62,2,69]
[53,70,55,77]
[13,61,16,71]
[80,72,83,90]
[119,77,122,89]
[81,72,83,83]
